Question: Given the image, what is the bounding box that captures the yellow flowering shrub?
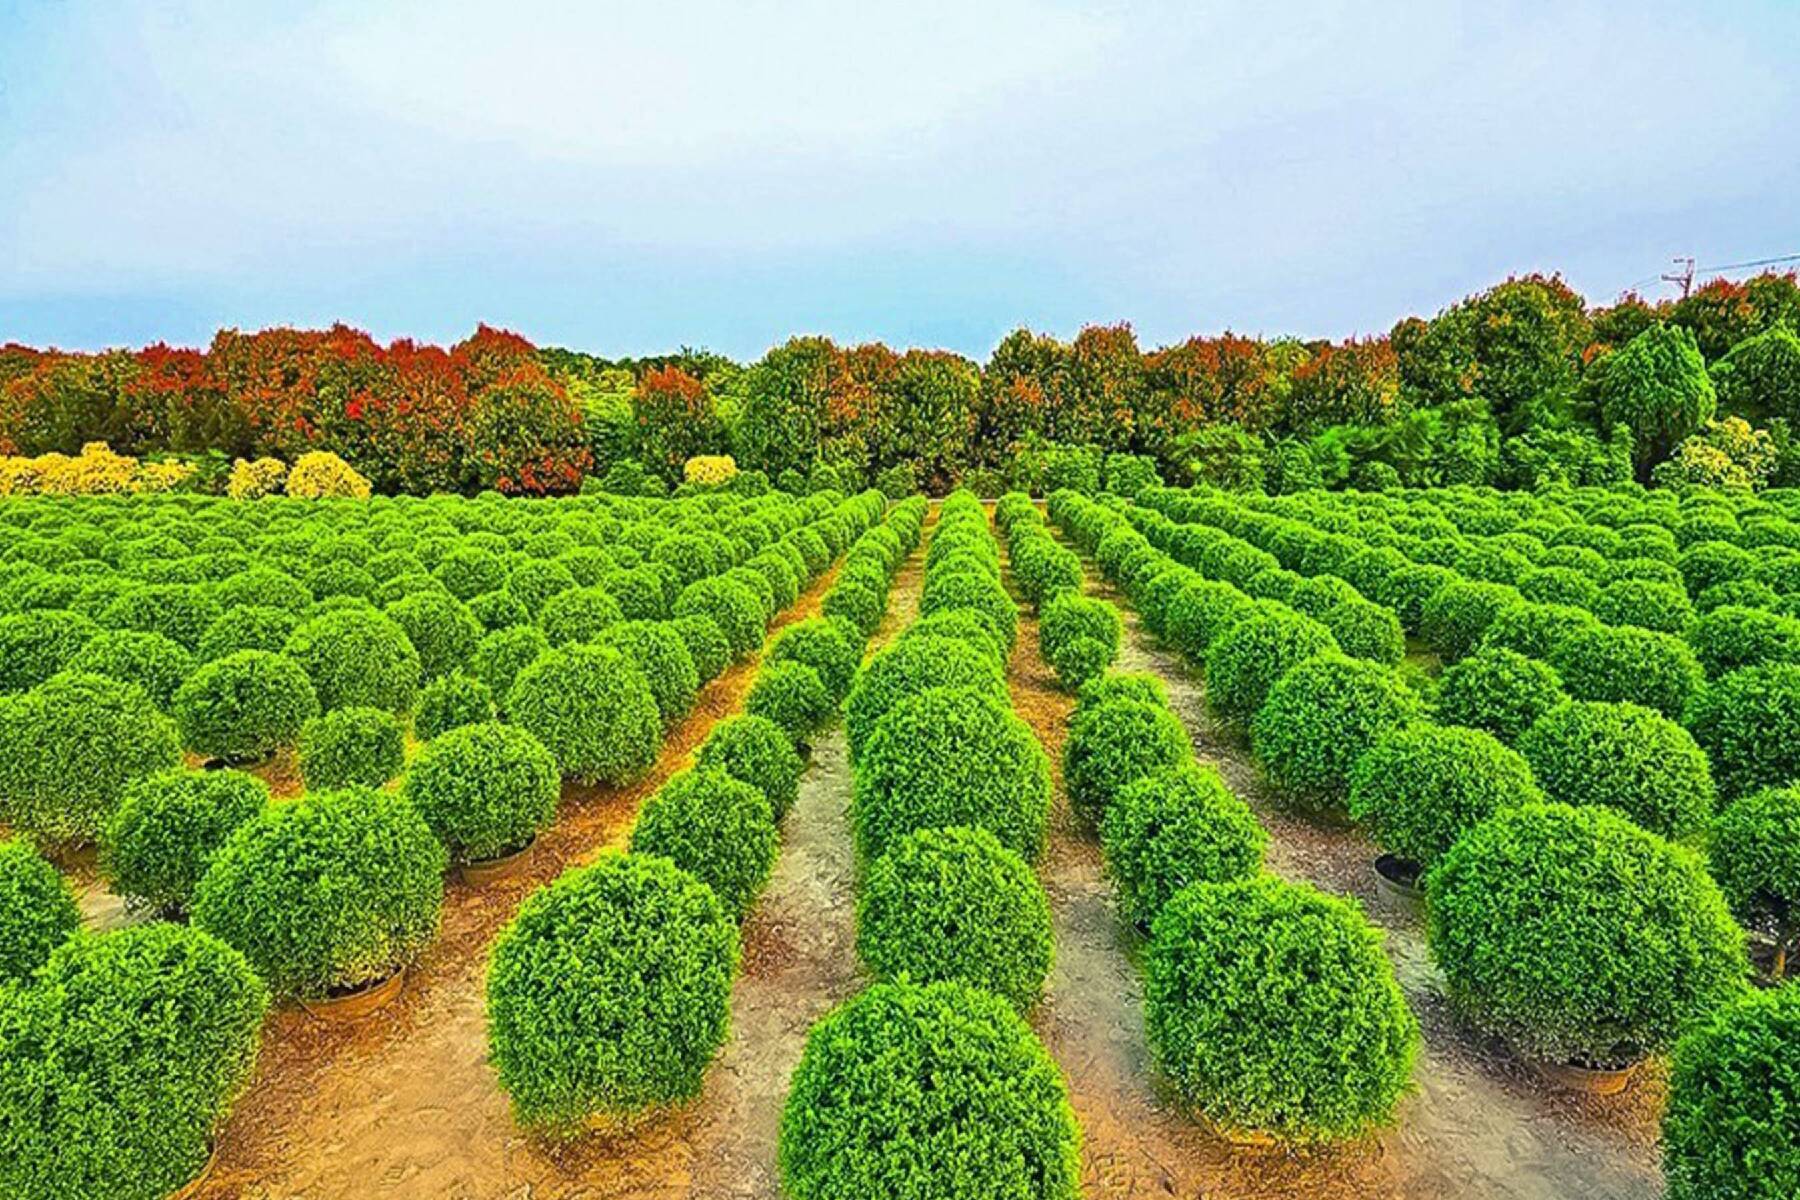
[0,443,193,496]
[683,455,739,487]
[286,451,373,499]
[227,457,290,500]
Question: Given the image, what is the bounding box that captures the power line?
[1693,251,1800,274]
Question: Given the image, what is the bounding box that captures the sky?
[1,0,1796,362]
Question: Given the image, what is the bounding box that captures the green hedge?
[1099,762,1265,929]
[1662,987,1800,1200]
[100,769,268,918]
[486,852,738,1129]
[844,635,1007,762]
[1433,646,1566,744]
[65,629,193,709]
[856,825,1055,1010]
[1707,785,1800,974]
[778,979,1081,1200]
[629,768,778,919]
[1518,700,1714,841]
[745,660,834,746]
[1064,696,1192,826]
[298,705,406,790]
[1145,876,1418,1143]
[1251,654,1423,809]
[1549,623,1702,719]
[1203,602,1338,728]
[854,686,1051,864]
[413,672,495,739]
[402,722,560,864]
[508,643,661,784]
[0,608,100,693]
[1425,803,1746,1065]
[196,604,299,662]
[0,837,80,983]
[1347,723,1540,871]
[695,714,805,821]
[192,786,446,999]
[598,620,699,726]
[283,607,422,714]
[1686,664,1800,801]
[1038,592,1121,690]
[768,618,861,704]
[675,576,767,659]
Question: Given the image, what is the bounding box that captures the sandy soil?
[1005,515,1666,1200]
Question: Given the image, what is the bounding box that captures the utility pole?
[1661,256,1696,299]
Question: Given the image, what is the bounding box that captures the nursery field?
[2,479,1797,1200]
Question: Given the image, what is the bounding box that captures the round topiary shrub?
[505,558,578,614]
[675,576,766,660]
[298,705,407,790]
[384,590,482,680]
[629,768,778,920]
[856,825,1055,1010]
[1478,601,1597,661]
[1320,598,1405,666]
[844,634,1007,761]
[1347,723,1541,875]
[1594,578,1695,634]
[1038,592,1121,690]
[471,624,548,714]
[413,672,495,740]
[192,785,446,999]
[0,836,79,983]
[212,565,314,616]
[0,671,182,844]
[196,604,299,663]
[854,686,1052,864]
[1518,700,1714,841]
[64,628,193,710]
[1251,654,1424,810]
[1419,579,1521,662]
[1064,696,1192,826]
[745,659,833,746]
[1687,605,1800,679]
[821,580,884,639]
[100,769,268,918]
[906,609,1005,665]
[694,714,804,820]
[508,643,661,784]
[768,617,860,703]
[1686,663,1800,801]
[99,584,222,652]
[1145,876,1418,1143]
[1708,785,1800,979]
[1076,670,1168,712]
[596,620,699,727]
[171,649,319,764]
[0,607,100,693]
[0,923,268,1200]
[778,979,1081,1200]
[919,569,1019,655]
[1424,803,1746,1068]
[283,607,422,714]
[1099,762,1266,930]
[486,851,738,1128]
[1662,986,1800,1200]
[402,721,559,865]
[1548,623,1703,719]
[1433,646,1566,744]
[537,585,624,648]
[1164,578,1258,661]
[671,612,731,686]
[467,587,530,631]
[1203,602,1339,729]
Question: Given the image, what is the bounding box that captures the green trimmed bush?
[192,785,445,999]
[0,671,181,844]
[1347,724,1541,872]
[1076,670,1167,712]
[413,672,495,739]
[1424,803,1746,1066]
[1708,785,1800,978]
[0,923,268,1200]
[1164,579,1257,660]
[402,722,559,865]
[845,635,1007,761]
[1320,598,1405,666]
[856,825,1054,1010]
[918,568,1019,655]
[908,609,1005,665]
[385,591,481,680]
[62,628,191,710]
[1688,605,1800,678]
[1686,664,1800,800]
[745,659,833,745]
[1549,623,1702,719]
[1518,566,1601,609]
[672,612,732,685]
[1478,601,1598,661]
[1039,592,1121,690]
[1203,602,1338,728]
[1433,646,1565,743]
[486,852,738,1128]
[538,585,624,648]
[821,580,884,638]
[100,769,268,917]
[212,566,313,615]
[283,607,422,714]
[1420,579,1521,662]
[1594,578,1694,634]
[694,714,804,820]
[508,643,661,784]
[196,604,299,662]
[768,617,860,703]
[1662,986,1800,1200]
[1518,700,1714,841]
[1064,696,1192,826]
[598,620,699,726]
[298,705,406,790]
[854,686,1051,864]
[505,558,577,613]
[98,584,221,652]
[467,587,530,631]
[675,576,766,659]
[0,608,99,693]
[1251,654,1424,809]
[1385,563,1460,632]
[471,624,548,713]
[1012,536,1083,607]
[629,768,778,919]
[1099,762,1266,929]
[778,979,1081,1200]
[1145,876,1418,1143]
[172,649,319,762]
[0,837,79,983]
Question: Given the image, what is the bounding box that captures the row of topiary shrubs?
[1058,485,1795,1195]
[994,491,1121,689]
[780,491,1082,1199]
[481,495,927,1133]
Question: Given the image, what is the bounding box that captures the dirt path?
[1013,516,1665,1198]
[192,558,874,1200]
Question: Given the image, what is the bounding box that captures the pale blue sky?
[2,1,1795,360]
